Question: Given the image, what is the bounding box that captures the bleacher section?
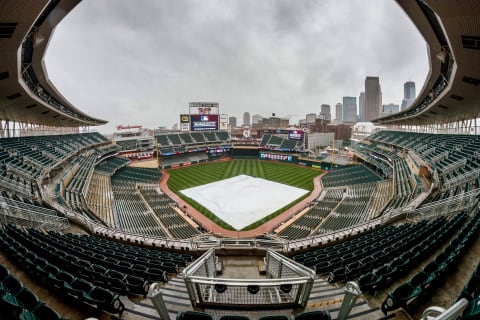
[156,131,230,155]
[278,188,343,240]
[321,165,382,188]
[111,172,168,237]
[0,225,193,317]
[293,212,467,289]
[95,156,130,175]
[0,194,68,231]
[315,183,377,234]
[139,187,200,239]
[381,210,480,314]
[86,173,116,227]
[260,134,303,151]
[351,130,480,216]
[61,151,100,222]
[111,167,161,183]
[115,139,137,151]
[0,132,109,199]
[0,262,63,319]
[107,167,199,239]
[367,131,480,191]
[160,152,209,168]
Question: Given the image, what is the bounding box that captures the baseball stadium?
[0,1,480,320]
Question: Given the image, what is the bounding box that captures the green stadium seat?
[381,282,422,314]
[0,264,9,282]
[219,316,250,320]
[296,310,331,320]
[30,304,63,320]
[1,275,24,295]
[258,316,291,320]
[176,310,214,320]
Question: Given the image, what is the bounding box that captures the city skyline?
[46,0,428,133]
[228,79,413,125]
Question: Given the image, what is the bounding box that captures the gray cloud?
[45,0,428,133]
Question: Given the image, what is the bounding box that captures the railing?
[422,147,436,158]
[0,198,69,231]
[421,298,469,320]
[5,163,36,180]
[430,151,449,164]
[23,155,46,170]
[183,248,315,308]
[442,168,480,191]
[0,178,32,197]
[438,158,467,176]
[406,189,480,220]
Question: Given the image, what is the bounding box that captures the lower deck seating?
[321,165,382,188]
[278,189,343,240]
[0,227,125,316]
[0,263,63,320]
[381,210,480,315]
[139,187,200,239]
[293,212,467,290]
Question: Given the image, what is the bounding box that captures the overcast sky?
[45,0,429,134]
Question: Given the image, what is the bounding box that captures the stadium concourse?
[1,0,480,320]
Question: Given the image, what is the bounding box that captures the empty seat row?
[0,230,124,316]
[381,210,480,314]
[357,213,467,293]
[0,263,63,320]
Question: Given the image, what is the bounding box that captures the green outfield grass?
[167,159,322,231]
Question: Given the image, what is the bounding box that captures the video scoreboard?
[180,102,227,131]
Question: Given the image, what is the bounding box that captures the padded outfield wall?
[160,146,348,170]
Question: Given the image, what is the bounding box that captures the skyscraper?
[359,92,365,122]
[306,113,317,124]
[365,76,382,122]
[319,104,331,121]
[243,112,251,126]
[252,114,263,125]
[342,97,357,123]
[401,81,416,110]
[382,103,400,114]
[229,116,237,128]
[335,103,343,122]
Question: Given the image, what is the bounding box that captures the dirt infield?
[159,169,325,238]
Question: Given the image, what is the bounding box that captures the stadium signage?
[288,129,304,140]
[260,152,293,162]
[180,114,190,123]
[190,114,219,131]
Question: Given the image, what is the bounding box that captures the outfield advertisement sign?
[260,152,293,162]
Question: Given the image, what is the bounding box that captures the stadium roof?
[374,0,480,126]
[0,0,107,127]
[1,1,478,128]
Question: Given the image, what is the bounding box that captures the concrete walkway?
[159,169,325,238]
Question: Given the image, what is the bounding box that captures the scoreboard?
[190,114,219,131]
[180,114,224,131]
[181,102,227,131]
[288,129,304,140]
